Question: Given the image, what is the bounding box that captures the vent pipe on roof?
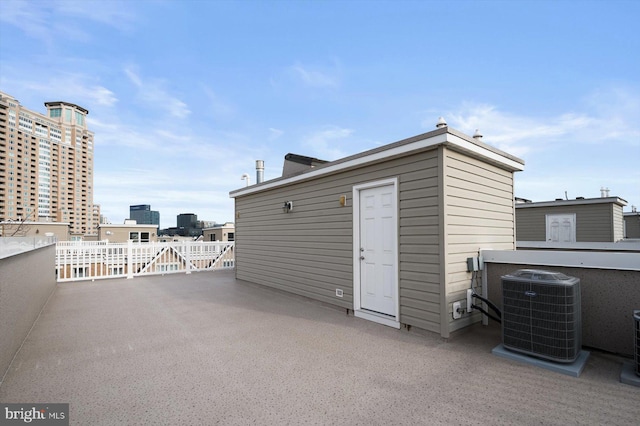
[473,129,483,140]
[241,173,250,187]
[256,160,264,184]
[436,117,447,128]
[600,187,610,198]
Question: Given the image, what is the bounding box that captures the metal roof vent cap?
[256,160,264,184]
[436,117,447,128]
[473,129,483,140]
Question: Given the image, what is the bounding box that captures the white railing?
[56,240,235,282]
[1,236,57,259]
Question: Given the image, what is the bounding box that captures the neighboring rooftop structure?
[98,220,159,243]
[624,210,640,239]
[0,220,70,241]
[203,222,235,242]
[516,196,627,242]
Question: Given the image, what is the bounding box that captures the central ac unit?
[501,269,581,363]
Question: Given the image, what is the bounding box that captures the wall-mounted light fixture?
[283,201,293,213]
[339,195,347,206]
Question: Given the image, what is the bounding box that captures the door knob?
[360,256,365,260]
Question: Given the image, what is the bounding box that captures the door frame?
[545,213,576,242]
[352,178,400,329]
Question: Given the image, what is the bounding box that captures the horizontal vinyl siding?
[235,150,441,327]
[516,203,617,242]
[613,205,624,241]
[444,149,516,334]
[625,214,640,238]
[515,208,545,241]
[398,154,440,333]
[235,179,354,308]
[578,204,614,241]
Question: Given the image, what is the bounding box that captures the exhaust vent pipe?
[256,160,264,184]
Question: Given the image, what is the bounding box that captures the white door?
[546,214,576,242]
[358,183,397,317]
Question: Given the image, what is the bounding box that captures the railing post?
[185,240,192,274]
[127,239,134,279]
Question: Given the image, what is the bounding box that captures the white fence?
[1,236,58,259]
[56,240,234,282]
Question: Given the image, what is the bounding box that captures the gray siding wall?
[516,203,617,242]
[443,149,516,335]
[399,152,440,332]
[625,214,640,238]
[234,150,441,332]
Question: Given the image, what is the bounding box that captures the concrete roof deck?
[1,270,638,425]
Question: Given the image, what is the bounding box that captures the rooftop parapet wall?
[482,248,640,356]
[0,244,56,383]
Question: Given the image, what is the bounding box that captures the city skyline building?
[0,91,97,236]
[129,204,160,228]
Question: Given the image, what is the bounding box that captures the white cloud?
[268,128,284,141]
[0,1,49,42]
[303,126,354,160]
[124,67,191,119]
[52,0,136,31]
[1,71,118,109]
[290,62,340,88]
[202,86,236,120]
[124,68,143,87]
[0,0,135,43]
[429,86,640,158]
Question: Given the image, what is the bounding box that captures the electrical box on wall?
[467,257,480,272]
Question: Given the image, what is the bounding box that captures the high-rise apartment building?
[129,204,160,227]
[0,91,97,236]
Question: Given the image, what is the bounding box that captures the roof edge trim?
[230,128,524,198]
[515,197,628,208]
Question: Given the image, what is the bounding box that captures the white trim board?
[517,241,640,251]
[482,249,640,271]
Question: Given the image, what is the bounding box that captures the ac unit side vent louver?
[502,269,581,363]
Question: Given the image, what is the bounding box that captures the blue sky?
[1,0,638,229]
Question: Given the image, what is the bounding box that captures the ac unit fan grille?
[502,276,581,363]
